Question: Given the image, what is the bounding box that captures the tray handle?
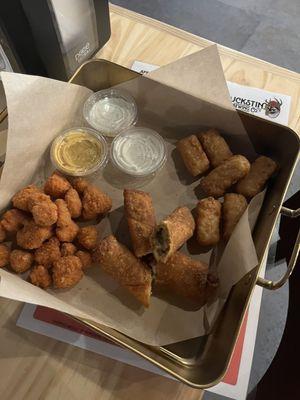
[257,206,300,290]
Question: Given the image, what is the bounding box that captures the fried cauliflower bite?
[10,249,33,273]
[1,209,29,233]
[0,223,6,242]
[65,188,82,218]
[61,242,77,256]
[31,201,58,227]
[56,221,79,242]
[52,256,83,288]
[77,226,98,250]
[12,185,41,211]
[0,244,10,267]
[55,199,72,226]
[55,199,79,242]
[71,177,89,194]
[34,237,61,267]
[29,265,52,289]
[76,250,92,270]
[44,172,71,198]
[17,220,53,250]
[82,185,112,220]
[27,192,51,211]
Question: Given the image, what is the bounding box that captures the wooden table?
[1,4,300,400]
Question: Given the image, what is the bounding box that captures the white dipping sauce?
[111,128,166,176]
[89,97,134,134]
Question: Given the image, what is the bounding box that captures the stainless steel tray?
[1,59,299,388]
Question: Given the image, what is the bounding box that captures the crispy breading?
[10,249,33,273]
[176,135,210,176]
[61,242,77,256]
[30,265,52,289]
[82,185,112,220]
[12,185,41,211]
[155,251,208,304]
[17,220,53,250]
[0,244,10,268]
[0,223,6,242]
[52,256,83,288]
[198,129,232,167]
[222,193,248,240]
[65,188,82,218]
[77,226,98,250]
[76,250,92,270]
[1,209,29,233]
[93,235,152,307]
[31,201,58,227]
[196,197,221,246]
[44,172,71,198]
[236,156,277,198]
[124,189,156,257]
[71,177,89,194]
[200,155,250,198]
[34,237,61,267]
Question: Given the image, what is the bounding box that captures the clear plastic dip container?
[50,127,108,176]
[83,88,137,137]
[110,127,167,177]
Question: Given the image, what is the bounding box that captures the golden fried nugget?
[56,221,79,242]
[93,235,152,307]
[10,249,33,273]
[1,209,29,233]
[55,199,72,227]
[124,189,156,257]
[29,265,52,289]
[55,199,79,242]
[82,185,112,220]
[223,193,248,240]
[71,177,89,194]
[236,156,277,199]
[34,237,61,267]
[12,185,41,211]
[61,242,77,256]
[27,192,51,211]
[176,135,210,176]
[31,201,58,227]
[155,251,208,304]
[200,155,250,198]
[65,188,82,218]
[198,129,232,167]
[76,250,92,270]
[77,226,98,250]
[52,256,83,288]
[196,197,221,246]
[0,223,6,242]
[0,244,10,267]
[17,220,53,250]
[44,172,71,198]
[151,206,195,262]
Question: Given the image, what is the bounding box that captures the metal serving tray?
[1,59,299,388]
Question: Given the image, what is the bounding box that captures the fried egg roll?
[236,156,277,199]
[93,235,152,307]
[222,193,248,240]
[124,189,156,257]
[198,129,232,167]
[176,135,210,176]
[154,251,209,304]
[151,206,195,262]
[196,197,221,246]
[200,155,250,198]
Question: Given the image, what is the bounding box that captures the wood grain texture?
[1,4,300,399]
[97,5,300,133]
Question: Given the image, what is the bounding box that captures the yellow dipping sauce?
[51,128,107,176]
